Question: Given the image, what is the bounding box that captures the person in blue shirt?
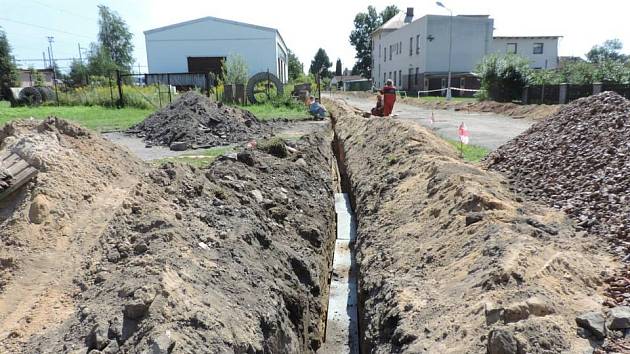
[308,96,327,120]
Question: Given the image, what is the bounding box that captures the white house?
[492,36,560,69]
[371,8,560,94]
[144,16,289,83]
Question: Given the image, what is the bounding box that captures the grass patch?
[0,101,153,132]
[447,139,490,162]
[153,146,234,168]
[236,103,310,121]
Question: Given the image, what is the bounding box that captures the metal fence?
[117,71,214,108]
[523,83,630,104]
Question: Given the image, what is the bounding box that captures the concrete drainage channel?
[319,130,361,353]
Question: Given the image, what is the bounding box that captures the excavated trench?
[325,99,616,354]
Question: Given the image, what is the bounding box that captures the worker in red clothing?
[382,79,396,117]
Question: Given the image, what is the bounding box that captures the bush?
[476,54,532,102]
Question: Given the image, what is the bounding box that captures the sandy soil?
[329,100,614,353]
[0,118,338,353]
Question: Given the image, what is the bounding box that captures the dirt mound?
[129,91,272,149]
[485,92,630,256]
[8,128,336,353]
[0,118,144,350]
[329,100,613,353]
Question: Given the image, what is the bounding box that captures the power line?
[0,17,93,39]
[26,0,98,23]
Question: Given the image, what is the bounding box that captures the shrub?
[476,54,532,102]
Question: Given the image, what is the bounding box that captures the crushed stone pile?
[329,100,614,354]
[129,91,272,149]
[0,166,11,192]
[485,92,630,304]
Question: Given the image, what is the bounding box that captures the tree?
[335,59,342,76]
[287,50,303,82]
[476,53,532,102]
[380,5,400,24]
[309,48,332,78]
[224,53,248,85]
[87,42,117,77]
[0,26,18,101]
[349,5,400,79]
[586,39,628,64]
[89,5,134,73]
[68,59,89,86]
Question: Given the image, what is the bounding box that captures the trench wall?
[328,100,613,353]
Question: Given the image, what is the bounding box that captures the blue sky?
[1,0,629,73]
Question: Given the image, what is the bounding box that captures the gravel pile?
[485,91,630,305]
[129,91,271,149]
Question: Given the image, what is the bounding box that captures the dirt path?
[0,176,137,351]
[334,94,535,150]
[103,120,328,161]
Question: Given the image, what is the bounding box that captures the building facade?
[371,8,560,94]
[144,16,288,83]
[492,36,560,69]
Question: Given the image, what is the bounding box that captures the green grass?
[152,146,235,168]
[236,103,311,121]
[447,139,490,162]
[0,101,153,132]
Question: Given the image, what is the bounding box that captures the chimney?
[406,7,414,17]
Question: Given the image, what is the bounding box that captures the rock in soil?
[329,99,613,353]
[576,311,607,339]
[129,91,272,148]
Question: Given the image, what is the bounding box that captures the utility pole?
[42,51,47,69]
[47,36,59,106]
[78,43,83,63]
[436,2,453,100]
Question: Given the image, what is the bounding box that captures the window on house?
[384,47,387,62]
[399,42,402,54]
[416,35,421,54]
[415,68,419,85]
[460,77,465,88]
[507,43,517,54]
[384,73,386,84]
[394,71,397,84]
[389,45,392,60]
[379,44,381,58]
[409,37,413,56]
[399,70,402,86]
[408,68,413,88]
[533,43,544,54]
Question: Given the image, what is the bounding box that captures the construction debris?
[0,151,38,200]
[129,91,272,149]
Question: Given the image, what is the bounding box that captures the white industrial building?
[144,16,289,83]
[371,8,560,94]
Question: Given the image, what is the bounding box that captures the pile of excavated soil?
[329,100,614,353]
[0,118,144,349]
[129,91,272,149]
[2,117,337,353]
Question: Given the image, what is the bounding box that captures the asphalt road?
[334,94,536,150]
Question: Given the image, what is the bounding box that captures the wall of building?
[372,15,493,90]
[145,18,285,81]
[492,37,559,69]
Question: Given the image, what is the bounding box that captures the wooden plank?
[0,166,38,201]
[6,160,30,177]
